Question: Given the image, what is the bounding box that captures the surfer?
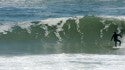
[111,32,122,47]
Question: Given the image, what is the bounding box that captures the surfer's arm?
[111,35,113,41]
[118,34,122,38]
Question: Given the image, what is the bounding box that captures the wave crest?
[0,16,125,54]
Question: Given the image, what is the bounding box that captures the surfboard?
[112,46,123,49]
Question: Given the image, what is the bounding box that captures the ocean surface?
[0,0,125,70]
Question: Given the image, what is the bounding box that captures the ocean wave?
[0,16,125,54]
[0,16,125,40]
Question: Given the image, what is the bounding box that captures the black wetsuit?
[111,33,122,47]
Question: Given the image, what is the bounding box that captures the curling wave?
[0,16,125,54]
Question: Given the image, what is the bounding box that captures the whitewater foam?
[17,22,33,33]
[0,24,14,34]
[100,15,125,20]
[0,54,125,70]
[120,36,125,48]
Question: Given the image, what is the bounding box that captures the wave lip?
[99,15,125,20]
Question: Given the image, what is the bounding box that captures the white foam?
[39,17,69,26]
[0,24,14,34]
[99,15,125,20]
[17,22,33,33]
[100,23,111,38]
[0,54,125,70]
[42,25,49,37]
[120,36,125,48]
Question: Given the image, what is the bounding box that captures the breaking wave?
[0,16,125,54]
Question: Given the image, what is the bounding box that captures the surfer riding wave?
[111,32,122,47]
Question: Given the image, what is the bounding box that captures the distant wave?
[0,0,46,7]
[0,0,121,7]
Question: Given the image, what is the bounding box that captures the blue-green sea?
[0,0,125,70]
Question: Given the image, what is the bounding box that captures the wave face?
[0,16,125,54]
